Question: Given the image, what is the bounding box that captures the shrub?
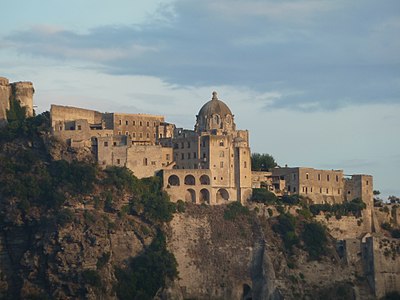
[391,229,400,239]
[82,269,102,287]
[223,202,250,220]
[381,222,392,231]
[176,200,186,213]
[281,194,300,205]
[273,213,299,252]
[114,231,178,299]
[251,188,277,204]
[267,208,273,217]
[56,208,74,226]
[302,222,328,260]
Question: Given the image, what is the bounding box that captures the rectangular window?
[146,133,150,138]
[133,121,136,126]
[336,175,339,182]
[366,180,369,185]
[104,141,108,147]
[318,174,321,180]
[338,189,341,194]
[166,154,170,161]
[139,133,143,138]
[187,153,191,159]
[77,125,82,130]
[147,121,149,127]
[116,159,120,164]
[140,121,143,126]
[125,131,129,135]
[125,120,128,125]
[327,175,330,181]
[306,173,309,180]
[203,153,206,159]
[244,161,247,168]
[153,122,156,126]
[143,158,148,166]
[187,142,191,148]
[181,153,184,159]
[119,120,122,125]
[118,131,122,135]
[220,161,224,168]
[320,188,322,193]
[193,152,197,159]
[326,188,329,194]
[132,132,136,137]
[151,161,156,165]
[219,140,224,146]
[293,187,296,192]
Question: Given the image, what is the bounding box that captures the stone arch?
[216,188,229,202]
[199,189,210,204]
[185,189,196,203]
[242,283,252,300]
[184,174,195,185]
[168,175,180,186]
[199,174,210,185]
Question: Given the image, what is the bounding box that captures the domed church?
[163,92,252,204]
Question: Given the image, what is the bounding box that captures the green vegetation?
[251,188,277,203]
[223,201,250,220]
[251,153,277,171]
[272,213,299,253]
[309,198,366,218]
[82,269,102,288]
[114,230,178,300]
[302,222,328,260]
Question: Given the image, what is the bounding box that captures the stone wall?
[364,236,400,298]
[316,214,369,239]
[51,105,103,129]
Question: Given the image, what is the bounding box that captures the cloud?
[2,0,400,111]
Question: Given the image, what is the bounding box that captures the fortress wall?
[365,236,400,298]
[316,215,368,239]
[50,105,103,126]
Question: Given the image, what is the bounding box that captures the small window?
[327,175,330,181]
[125,120,128,125]
[220,161,224,168]
[139,133,143,138]
[77,125,82,130]
[336,175,339,182]
[320,188,322,193]
[293,187,296,192]
[244,161,247,168]
[116,159,120,164]
[133,121,136,125]
[125,131,129,135]
[118,131,121,135]
[151,161,156,165]
[140,121,143,126]
[366,180,369,185]
[119,120,122,125]
[181,153,184,159]
[219,151,224,157]
[166,154,170,161]
[193,152,197,159]
[187,153,191,159]
[214,177,217,180]
[348,190,351,194]
[104,142,108,147]
[219,140,224,146]
[143,158,148,166]
[306,173,309,180]
[338,189,341,194]
[318,174,321,180]
[132,132,136,137]
[220,177,223,180]
[113,142,117,146]
[153,122,156,126]
[147,121,149,127]
[187,142,191,148]
[326,188,329,194]
[146,133,150,138]
[203,153,206,159]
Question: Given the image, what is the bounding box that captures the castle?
[1,77,400,298]
[0,77,373,209]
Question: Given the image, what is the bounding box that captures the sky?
[1,0,399,199]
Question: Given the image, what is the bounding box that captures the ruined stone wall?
[0,77,34,125]
[0,77,10,126]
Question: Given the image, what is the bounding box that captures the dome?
[195,92,236,133]
[197,91,232,118]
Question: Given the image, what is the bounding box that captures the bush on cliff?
[251,188,277,204]
[224,201,250,220]
[302,222,328,260]
[115,230,178,299]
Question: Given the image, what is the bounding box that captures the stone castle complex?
[1,77,399,298]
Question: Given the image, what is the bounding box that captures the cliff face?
[166,204,378,300]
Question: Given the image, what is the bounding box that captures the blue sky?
[1,0,399,199]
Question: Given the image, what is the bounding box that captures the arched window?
[200,175,210,185]
[199,189,210,204]
[184,175,195,185]
[216,189,229,202]
[168,175,180,186]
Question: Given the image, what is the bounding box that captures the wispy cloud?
[2,0,400,111]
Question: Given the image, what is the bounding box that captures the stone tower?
[0,77,34,126]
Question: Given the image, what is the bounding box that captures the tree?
[388,195,400,204]
[251,153,277,171]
